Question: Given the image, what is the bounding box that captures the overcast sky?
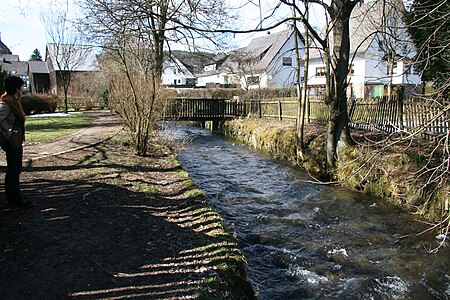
[0,0,323,61]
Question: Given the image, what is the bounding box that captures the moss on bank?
[221,118,449,224]
[122,136,257,299]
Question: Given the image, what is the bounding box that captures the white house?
[307,0,421,98]
[195,28,305,89]
[161,57,196,87]
[194,54,236,88]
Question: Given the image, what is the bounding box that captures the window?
[385,62,397,75]
[406,65,412,75]
[349,64,354,76]
[406,64,419,75]
[247,76,260,85]
[282,57,292,66]
[315,67,326,77]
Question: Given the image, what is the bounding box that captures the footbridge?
[163,98,255,123]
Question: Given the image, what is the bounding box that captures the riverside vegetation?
[221,118,449,248]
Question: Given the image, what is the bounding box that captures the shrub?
[68,97,84,112]
[20,94,59,115]
[84,98,96,110]
[97,89,109,109]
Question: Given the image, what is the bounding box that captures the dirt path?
[0,112,254,299]
[0,110,123,167]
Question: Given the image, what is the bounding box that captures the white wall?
[237,33,305,89]
[161,59,195,86]
[196,72,229,87]
[267,36,305,88]
[307,58,326,86]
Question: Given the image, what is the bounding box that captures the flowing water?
[164,123,449,300]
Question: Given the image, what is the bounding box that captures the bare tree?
[294,0,309,159]
[76,0,236,155]
[42,0,90,113]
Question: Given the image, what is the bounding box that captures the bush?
[97,89,109,109]
[84,98,96,111]
[68,97,84,112]
[20,94,59,115]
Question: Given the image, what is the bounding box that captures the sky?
[0,0,323,61]
[0,0,48,61]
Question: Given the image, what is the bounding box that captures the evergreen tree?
[406,0,450,87]
[29,48,43,61]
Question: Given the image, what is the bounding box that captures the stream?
[163,122,449,300]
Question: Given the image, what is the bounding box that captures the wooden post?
[258,100,262,118]
[212,120,219,131]
[397,93,404,134]
[306,96,310,123]
[278,100,282,120]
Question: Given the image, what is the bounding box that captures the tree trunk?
[293,4,306,159]
[326,0,356,170]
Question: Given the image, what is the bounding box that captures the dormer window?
[247,76,260,85]
[204,64,216,72]
[283,57,292,66]
[259,46,271,60]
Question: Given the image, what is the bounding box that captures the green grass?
[25,113,90,144]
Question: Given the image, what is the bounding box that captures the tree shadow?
[0,143,255,299]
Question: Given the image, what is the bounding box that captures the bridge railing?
[164,98,228,119]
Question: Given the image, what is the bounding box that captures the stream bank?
[173,122,449,299]
[220,118,449,225]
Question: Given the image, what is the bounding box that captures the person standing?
[0,76,32,208]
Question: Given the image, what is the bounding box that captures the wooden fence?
[240,95,449,138]
[164,96,449,138]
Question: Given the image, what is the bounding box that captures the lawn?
[25,113,90,144]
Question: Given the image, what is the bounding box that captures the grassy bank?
[221,118,449,226]
[25,113,89,144]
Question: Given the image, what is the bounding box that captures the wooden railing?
[164,96,449,138]
[349,96,449,137]
[164,98,258,120]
